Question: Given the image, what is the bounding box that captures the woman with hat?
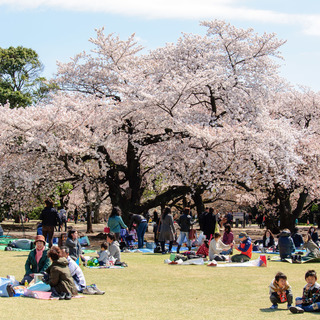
[20,235,51,284]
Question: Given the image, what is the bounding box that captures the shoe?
[65,293,72,300]
[135,249,142,253]
[270,305,278,309]
[82,287,96,295]
[287,305,292,309]
[59,293,66,300]
[90,284,105,295]
[6,284,15,297]
[123,249,131,253]
[289,306,304,314]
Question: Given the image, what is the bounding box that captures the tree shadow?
[260,308,288,313]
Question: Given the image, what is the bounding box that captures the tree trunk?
[192,188,205,216]
[82,185,93,233]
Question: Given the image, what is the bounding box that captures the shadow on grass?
[260,308,288,313]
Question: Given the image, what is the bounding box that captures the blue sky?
[1,0,319,91]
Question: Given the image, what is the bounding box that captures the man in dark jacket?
[177,207,194,253]
[292,227,304,249]
[40,198,60,248]
[203,207,216,241]
[278,229,295,260]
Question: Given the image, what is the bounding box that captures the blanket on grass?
[271,256,320,263]
[165,257,267,267]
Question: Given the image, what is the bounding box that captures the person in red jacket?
[231,232,252,262]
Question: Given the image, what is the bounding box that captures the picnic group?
[1,198,320,313]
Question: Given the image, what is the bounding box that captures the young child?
[269,272,293,309]
[290,270,320,314]
[97,242,109,266]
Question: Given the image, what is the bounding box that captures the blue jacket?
[278,230,295,259]
[108,216,127,233]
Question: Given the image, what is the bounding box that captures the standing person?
[40,198,60,248]
[231,232,252,262]
[107,207,128,241]
[20,235,51,285]
[176,207,193,253]
[129,213,148,249]
[198,207,208,232]
[58,207,67,232]
[159,207,176,254]
[74,206,79,224]
[290,270,320,314]
[65,229,83,263]
[278,228,295,260]
[269,272,293,310]
[203,207,216,241]
[153,210,160,246]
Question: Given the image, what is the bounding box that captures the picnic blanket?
[85,265,124,269]
[165,256,267,267]
[271,256,320,263]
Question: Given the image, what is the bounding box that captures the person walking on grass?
[159,207,176,254]
[40,198,60,248]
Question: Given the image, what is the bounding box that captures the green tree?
[0,46,56,108]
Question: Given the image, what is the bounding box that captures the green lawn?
[1,251,320,320]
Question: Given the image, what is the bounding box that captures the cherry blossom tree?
[0,20,315,230]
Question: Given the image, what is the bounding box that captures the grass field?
[1,251,320,320]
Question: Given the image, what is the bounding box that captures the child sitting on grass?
[269,271,293,310]
[97,242,109,266]
[290,269,320,314]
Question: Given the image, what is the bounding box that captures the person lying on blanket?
[61,246,86,292]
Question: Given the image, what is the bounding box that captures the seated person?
[208,233,233,261]
[231,232,252,262]
[292,227,304,249]
[278,229,295,260]
[97,242,109,266]
[21,235,51,285]
[290,270,320,314]
[61,246,86,292]
[308,227,319,246]
[106,232,121,264]
[221,224,234,254]
[302,234,320,258]
[196,239,209,257]
[46,246,78,300]
[262,229,275,249]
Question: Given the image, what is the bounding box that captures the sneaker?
[82,286,96,295]
[90,284,105,295]
[65,293,72,300]
[123,249,131,253]
[270,305,278,309]
[289,306,304,314]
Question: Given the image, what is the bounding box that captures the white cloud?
[1,0,320,36]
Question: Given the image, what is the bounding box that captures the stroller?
[119,228,135,250]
